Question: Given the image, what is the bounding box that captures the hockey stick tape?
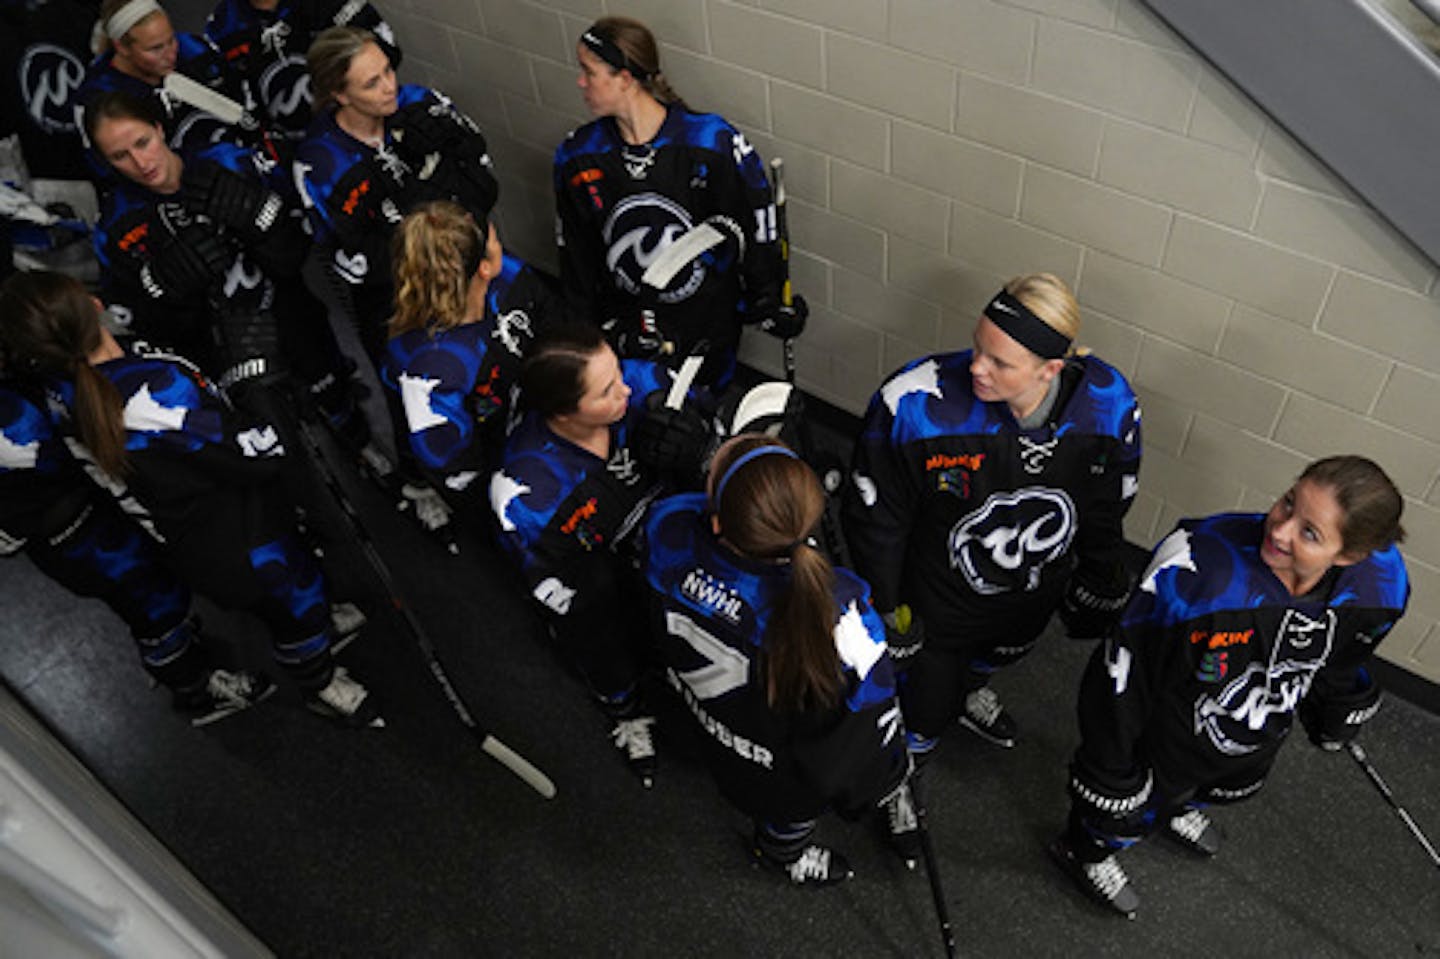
[665,355,704,410]
[162,72,247,126]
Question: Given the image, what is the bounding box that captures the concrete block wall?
[164,0,1440,684]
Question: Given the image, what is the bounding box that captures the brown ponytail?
[711,434,841,713]
[0,271,129,475]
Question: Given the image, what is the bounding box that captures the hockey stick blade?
[161,72,250,127]
[482,734,558,799]
[295,418,556,798]
[666,354,705,410]
[642,222,726,289]
[1347,742,1440,869]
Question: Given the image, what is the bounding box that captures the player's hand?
[755,293,807,339]
[634,392,710,472]
[881,604,924,661]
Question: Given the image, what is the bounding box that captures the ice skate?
[610,715,657,788]
[884,781,921,869]
[306,666,384,728]
[1048,836,1139,919]
[1164,808,1222,857]
[173,668,276,727]
[752,842,854,887]
[958,685,1018,748]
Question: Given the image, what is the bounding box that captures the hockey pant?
[1065,760,1270,864]
[164,490,336,692]
[898,595,1057,741]
[24,494,209,690]
[542,555,649,703]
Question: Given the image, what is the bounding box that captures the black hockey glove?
[140,226,231,299]
[215,305,283,379]
[392,101,464,157]
[180,160,282,237]
[749,291,808,340]
[881,604,924,662]
[1298,669,1382,751]
[633,391,711,473]
[1058,560,1134,641]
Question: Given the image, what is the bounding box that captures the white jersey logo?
[488,469,531,532]
[602,193,706,303]
[1194,609,1335,756]
[493,308,533,357]
[122,384,189,433]
[833,600,884,681]
[533,576,576,615]
[1140,528,1196,595]
[948,487,1076,594]
[1017,435,1059,474]
[881,359,942,416]
[0,430,39,470]
[398,372,447,433]
[20,43,85,135]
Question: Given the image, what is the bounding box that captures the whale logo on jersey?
[257,55,312,125]
[493,308,533,357]
[20,43,85,135]
[1193,608,1335,756]
[602,193,705,303]
[948,487,1076,594]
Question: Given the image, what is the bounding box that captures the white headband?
[105,0,164,41]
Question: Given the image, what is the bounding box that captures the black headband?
[982,289,1071,360]
[580,26,650,80]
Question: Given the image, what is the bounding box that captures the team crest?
[19,43,85,134]
[602,193,705,303]
[948,487,1076,594]
[1193,609,1335,756]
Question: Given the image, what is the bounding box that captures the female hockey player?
[85,89,369,499]
[297,25,497,363]
[0,270,383,727]
[0,364,271,725]
[841,273,1141,851]
[379,202,564,524]
[489,323,711,787]
[1051,455,1410,918]
[74,0,256,165]
[644,434,910,885]
[553,15,804,388]
[297,25,499,539]
[205,0,399,142]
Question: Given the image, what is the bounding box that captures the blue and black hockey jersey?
[644,492,907,821]
[1077,512,1409,788]
[205,0,399,140]
[295,84,496,286]
[0,380,88,550]
[380,252,563,492]
[553,103,782,381]
[489,358,672,615]
[93,140,301,375]
[73,32,256,168]
[842,350,1142,637]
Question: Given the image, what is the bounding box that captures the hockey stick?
[769,157,798,385]
[1347,742,1440,870]
[911,781,958,959]
[160,72,258,131]
[294,416,557,798]
[767,156,851,566]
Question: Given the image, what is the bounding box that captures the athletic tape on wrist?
[983,289,1071,360]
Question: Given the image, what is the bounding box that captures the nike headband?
[580,27,650,80]
[106,0,163,41]
[983,289,1072,360]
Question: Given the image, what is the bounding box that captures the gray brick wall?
[163,0,1440,684]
